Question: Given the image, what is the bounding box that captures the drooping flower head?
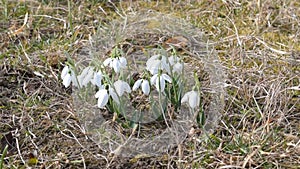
[91,71,103,87]
[95,80,131,108]
[132,79,150,95]
[103,57,127,73]
[181,90,200,109]
[61,65,78,88]
[77,66,94,87]
[150,73,172,92]
[168,55,183,74]
[146,55,170,75]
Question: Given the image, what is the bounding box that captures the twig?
[15,137,26,165]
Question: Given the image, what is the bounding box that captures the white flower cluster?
[144,55,183,92]
[95,80,131,108]
[61,53,200,109]
[61,65,102,88]
[103,57,127,73]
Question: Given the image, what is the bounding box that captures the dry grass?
[0,0,299,168]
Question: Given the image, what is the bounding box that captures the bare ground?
[0,0,299,168]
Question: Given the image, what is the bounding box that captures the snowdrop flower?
[95,85,119,108]
[181,91,200,109]
[95,88,109,108]
[91,71,102,87]
[95,86,113,108]
[172,62,183,74]
[113,80,131,96]
[61,65,72,88]
[146,55,170,75]
[150,73,172,92]
[132,79,150,95]
[168,56,180,65]
[103,57,127,73]
[61,65,78,88]
[95,80,131,108]
[77,66,94,87]
[168,56,183,73]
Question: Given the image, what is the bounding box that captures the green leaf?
[0,145,8,169]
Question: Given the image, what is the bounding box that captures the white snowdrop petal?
[181,91,200,109]
[155,76,165,92]
[80,66,90,77]
[103,58,112,66]
[181,92,189,103]
[77,67,93,87]
[97,90,109,108]
[112,58,121,73]
[149,67,159,75]
[97,95,108,108]
[114,80,123,96]
[70,71,78,87]
[147,60,160,75]
[109,87,120,104]
[123,82,131,93]
[119,57,127,68]
[162,74,172,83]
[95,89,106,98]
[132,79,142,91]
[168,56,175,65]
[63,73,71,88]
[168,56,180,66]
[162,64,170,74]
[93,72,102,87]
[99,84,105,90]
[155,78,160,91]
[160,76,166,91]
[195,92,200,107]
[61,65,69,79]
[150,74,158,85]
[95,90,100,98]
[82,67,94,87]
[189,91,199,108]
[173,62,183,73]
[160,56,170,73]
[114,80,131,96]
[141,80,150,95]
[77,74,84,87]
[161,55,167,63]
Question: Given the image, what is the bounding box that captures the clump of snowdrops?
[61,46,201,125]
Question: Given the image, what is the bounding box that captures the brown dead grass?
[0,0,299,168]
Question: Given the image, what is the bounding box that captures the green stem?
[158,77,170,129]
[2,0,8,21]
[67,0,73,32]
[0,145,8,169]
